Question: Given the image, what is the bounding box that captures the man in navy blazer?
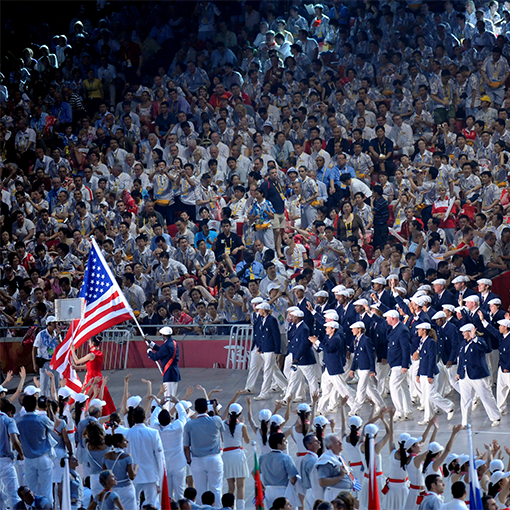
[279,309,318,405]
[294,284,314,331]
[456,323,501,427]
[243,302,287,400]
[478,278,500,311]
[431,278,456,310]
[452,275,476,303]
[371,277,395,310]
[309,320,355,413]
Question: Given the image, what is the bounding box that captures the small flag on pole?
[368,432,381,510]
[467,424,483,510]
[253,441,264,510]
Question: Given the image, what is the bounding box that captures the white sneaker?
[418,420,428,426]
[417,405,424,411]
[276,399,287,406]
[404,413,414,421]
[492,420,501,427]
[447,409,455,421]
[394,414,404,422]
[501,409,508,416]
[292,396,306,403]
[269,387,280,393]
[254,394,270,401]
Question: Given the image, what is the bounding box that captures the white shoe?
[292,396,306,403]
[418,420,428,426]
[417,405,424,411]
[269,387,279,393]
[254,394,270,401]
[348,410,358,417]
[447,409,455,421]
[394,414,404,422]
[492,420,501,427]
[501,409,508,416]
[276,399,287,406]
[404,413,414,421]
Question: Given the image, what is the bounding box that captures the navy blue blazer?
[351,334,376,372]
[483,322,510,371]
[454,288,476,302]
[298,298,315,332]
[479,291,500,311]
[418,336,439,378]
[405,310,431,352]
[458,310,487,346]
[318,330,347,376]
[379,289,395,310]
[251,313,262,350]
[289,321,316,365]
[313,303,333,339]
[434,321,460,365]
[149,338,181,383]
[387,321,411,369]
[339,302,358,349]
[367,314,389,361]
[432,290,456,310]
[457,337,490,380]
[259,315,281,354]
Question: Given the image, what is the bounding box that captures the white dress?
[291,426,308,469]
[257,429,271,455]
[222,421,249,479]
[343,438,364,484]
[404,455,424,510]
[384,450,409,510]
[359,448,384,510]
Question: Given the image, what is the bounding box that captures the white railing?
[225,325,253,370]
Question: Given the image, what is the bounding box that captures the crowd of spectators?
[2,0,510,337]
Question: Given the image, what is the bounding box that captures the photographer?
[218,282,248,325]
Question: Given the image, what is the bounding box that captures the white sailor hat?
[350,321,366,329]
[431,311,447,320]
[372,277,386,285]
[314,290,329,298]
[415,322,431,329]
[383,310,399,318]
[459,323,475,332]
[432,278,446,286]
[353,299,368,306]
[477,278,492,286]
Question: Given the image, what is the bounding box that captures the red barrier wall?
[491,271,510,311]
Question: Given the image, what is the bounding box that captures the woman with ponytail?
[222,403,250,510]
[288,402,314,466]
[50,397,73,492]
[402,419,438,510]
[422,425,462,478]
[358,408,393,510]
[341,408,364,483]
[103,434,138,510]
[487,471,510,508]
[314,415,333,457]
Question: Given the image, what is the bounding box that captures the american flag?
[51,238,134,392]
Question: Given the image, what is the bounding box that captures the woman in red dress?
[71,337,116,415]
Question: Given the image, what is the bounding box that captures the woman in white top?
[422,425,462,478]
[487,471,510,510]
[222,403,250,510]
[341,412,364,484]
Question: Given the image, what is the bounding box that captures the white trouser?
[376,361,390,394]
[164,382,179,410]
[489,350,500,385]
[135,482,159,509]
[389,366,411,416]
[40,362,60,398]
[115,484,137,510]
[342,356,354,384]
[409,359,421,400]
[166,465,186,501]
[459,376,501,426]
[190,454,224,508]
[446,364,460,394]
[25,453,53,506]
[497,368,510,413]
[420,375,454,421]
[284,355,304,399]
[351,370,385,415]
[317,368,355,413]
[284,364,319,401]
[245,350,287,397]
[0,457,20,510]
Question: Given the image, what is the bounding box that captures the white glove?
[149,341,156,349]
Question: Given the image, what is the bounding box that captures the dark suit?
[148,337,181,383]
[479,291,500,311]
[432,289,456,310]
[14,497,52,510]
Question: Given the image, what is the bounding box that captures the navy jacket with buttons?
[313,303,333,339]
[457,337,490,380]
[482,322,510,371]
[481,308,506,350]
[432,290,456,310]
[298,298,314,332]
[259,315,281,354]
[351,334,376,372]
[367,314,389,361]
[339,302,358,349]
[417,336,439,378]
[479,291,500,311]
[148,338,181,383]
[434,321,460,365]
[251,313,262,350]
[289,321,316,365]
[386,321,411,369]
[318,330,347,376]
[458,309,489,352]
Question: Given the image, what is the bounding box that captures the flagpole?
[131,314,163,374]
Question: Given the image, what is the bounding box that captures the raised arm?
[431,424,462,471]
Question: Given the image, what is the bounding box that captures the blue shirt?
[149,232,173,251]
[259,450,298,487]
[0,412,18,459]
[330,164,356,185]
[50,102,73,124]
[183,414,223,458]
[195,230,218,249]
[16,412,54,458]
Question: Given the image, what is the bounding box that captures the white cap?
[396,286,407,294]
[475,459,486,469]
[46,315,57,323]
[57,387,72,399]
[455,306,466,313]
[432,311,447,320]
[365,423,379,435]
[324,311,339,320]
[229,403,243,414]
[419,284,432,292]
[159,326,173,336]
[489,298,502,306]
[465,295,480,303]
[350,321,366,329]
[74,393,89,403]
[314,290,329,298]
[331,285,346,293]
[491,459,505,472]
[268,283,281,292]
[259,409,272,422]
[414,290,426,298]
[411,296,426,306]
[445,453,459,465]
[293,285,305,291]
[287,306,299,313]
[452,275,469,284]
[127,396,142,408]
[387,274,399,281]
[498,319,510,328]
[256,302,271,310]
[24,385,41,396]
[0,385,7,393]
[416,322,431,330]
[251,297,264,304]
[335,289,349,296]
[442,304,455,312]
[372,277,386,285]
[297,403,311,413]
[346,288,355,297]
[383,310,399,318]
[326,321,340,329]
[348,416,363,428]
[491,471,510,484]
[458,454,470,466]
[180,400,192,410]
[399,433,411,443]
[90,398,106,408]
[292,310,304,317]
[432,279,446,286]
[353,299,368,306]
[428,442,444,454]
[421,295,432,303]
[404,436,421,450]
[314,415,330,427]
[477,278,492,286]
[459,323,475,332]
[270,414,285,426]
[208,402,222,413]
